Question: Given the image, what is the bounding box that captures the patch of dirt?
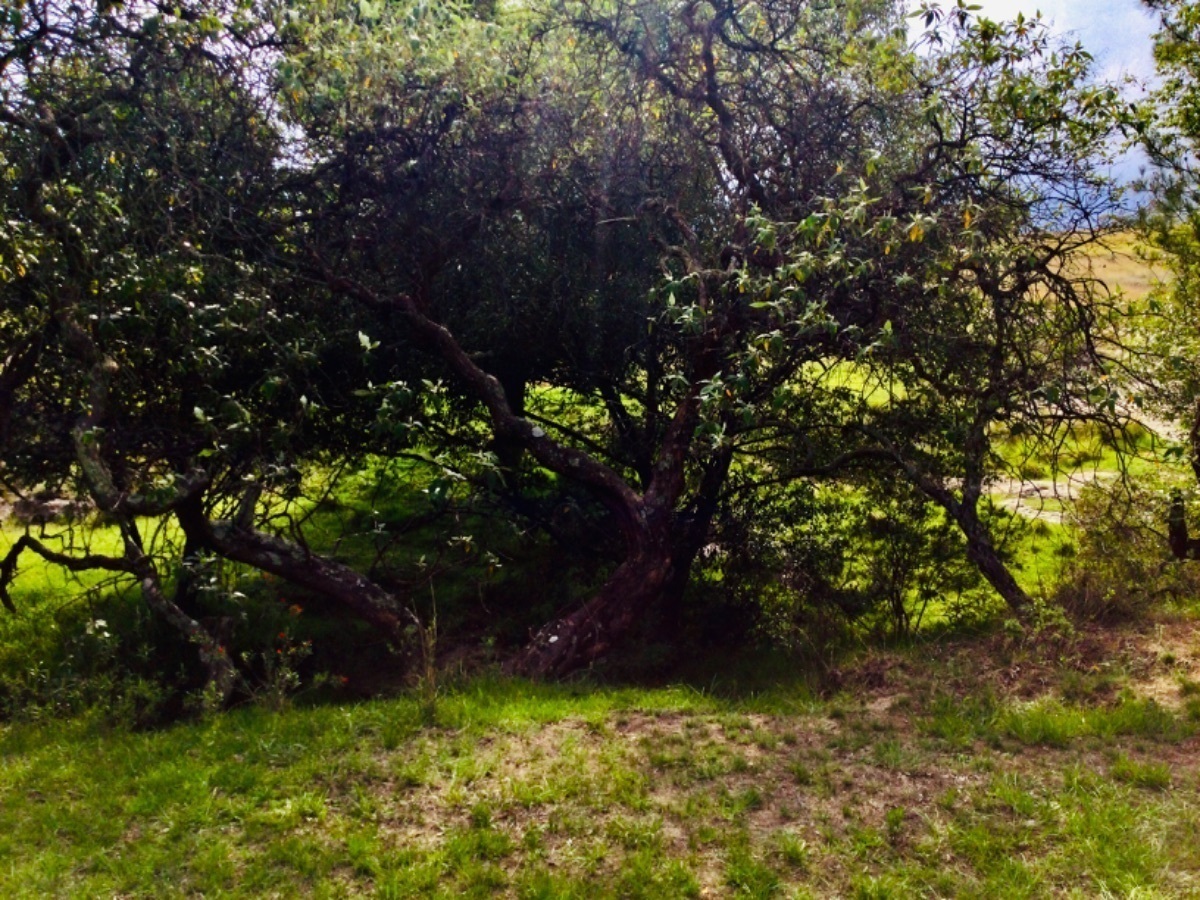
[1132,620,1200,710]
[348,617,1200,896]
[990,472,1117,523]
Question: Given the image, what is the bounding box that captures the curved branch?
[176,495,419,646]
[0,533,134,613]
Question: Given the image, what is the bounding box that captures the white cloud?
[908,1,1159,184]
[961,0,1158,84]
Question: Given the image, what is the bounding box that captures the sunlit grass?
[1083,231,1167,304]
[1,665,1198,897]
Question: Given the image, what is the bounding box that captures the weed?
[999,696,1192,748]
[1187,696,1200,721]
[415,593,439,726]
[1110,753,1172,790]
[922,691,999,748]
[725,844,780,898]
[790,760,814,786]
[1060,668,1122,703]
[773,829,810,870]
[871,737,907,770]
[249,629,312,712]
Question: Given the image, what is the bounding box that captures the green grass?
[2,659,1200,898]
[924,690,1195,749]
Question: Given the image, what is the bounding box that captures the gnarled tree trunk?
[1169,490,1200,561]
[513,532,675,677]
[952,498,1032,614]
[899,459,1032,617]
[1167,401,1200,561]
[330,278,723,678]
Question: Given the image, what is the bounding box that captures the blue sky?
[912,1,1161,183]
[944,0,1159,85]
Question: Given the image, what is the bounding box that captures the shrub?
[1055,477,1200,621]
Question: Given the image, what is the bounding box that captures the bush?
[1055,477,1200,621]
[697,475,987,660]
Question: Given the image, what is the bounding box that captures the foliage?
[1056,475,1200,620]
[0,0,1146,690]
[1141,0,1200,478]
[701,475,983,659]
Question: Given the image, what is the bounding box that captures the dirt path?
[989,472,1119,524]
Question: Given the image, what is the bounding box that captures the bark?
[953,500,1032,614]
[0,533,133,614]
[510,404,709,678]
[512,357,722,676]
[172,531,205,615]
[1191,398,1200,485]
[125,539,237,705]
[659,447,735,630]
[512,535,675,677]
[0,529,238,702]
[1165,399,1200,561]
[176,496,419,645]
[56,299,240,699]
[505,388,708,677]
[1168,490,1200,561]
[329,278,643,518]
[491,371,527,482]
[896,458,1032,616]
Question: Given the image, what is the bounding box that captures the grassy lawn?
[3,622,1200,898]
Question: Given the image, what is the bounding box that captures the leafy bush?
[0,586,181,727]
[1055,477,1200,621]
[697,476,987,660]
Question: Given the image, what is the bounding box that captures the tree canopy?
[0,0,1138,692]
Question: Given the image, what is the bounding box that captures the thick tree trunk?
[901,462,1032,616]
[1191,398,1200,484]
[1167,402,1200,561]
[659,448,734,632]
[126,540,237,705]
[512,538,675,677]
[953,502,1032,614]
[1168,490,1200,561]
[492,371,528,480]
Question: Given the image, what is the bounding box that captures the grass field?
[3,620,1200,898]
[1084,232,1168,304]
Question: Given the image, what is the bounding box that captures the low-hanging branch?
[174,491,421,647]
[0,533,136,614]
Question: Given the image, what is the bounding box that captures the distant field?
[1084,231,1167,303]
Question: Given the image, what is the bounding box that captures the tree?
[0,0,426,700]
[0,0,1134,690]
[295,0,1129,673]
[1137,0,1200,555]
